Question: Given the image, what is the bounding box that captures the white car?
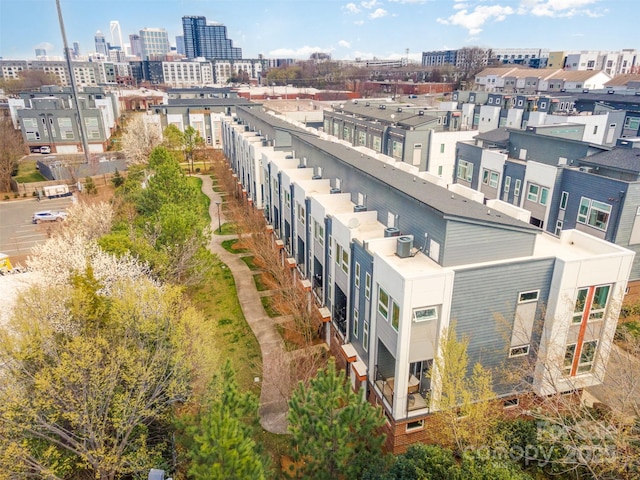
[32,210,68,224]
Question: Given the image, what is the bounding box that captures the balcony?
[374,366,431,414]
[374,366,394,407]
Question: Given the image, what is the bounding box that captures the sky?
[0,0,638,62]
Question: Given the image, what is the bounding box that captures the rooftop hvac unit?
[354,205,367,212]
[244,125,249,131]
[312,174,322,180]
[579,166,593,173]
[396,235,413,258]
[384,227,400,237]
[330,187,341,194]
[297,163,306,168]
[285,154,293,159]
[397,107,402,113]
[418,110,424,116]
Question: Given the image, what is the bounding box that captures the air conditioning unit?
[312,174,322,180]
[384,227,400,237]
[354,205,367,212]
[330,187,341,194]
[396,235,413,258]
[579,166,593,173]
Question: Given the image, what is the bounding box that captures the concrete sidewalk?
[198,175,290,434]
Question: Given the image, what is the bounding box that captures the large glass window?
[573,288,588,323]
[590,285,610,320]
[577,197,611,231]
[365,273,371,300]
[527,184,540,202]
[378,286,389,319]
[560,191,569,210]
[457,160,473,182]
[391,302,400,331]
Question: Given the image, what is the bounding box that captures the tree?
[0,117,25,192]
[163,124,184,151]
[0,269,196,480]
[455,46,491,87]
[183,126,204,173]
[0,70,58,96]
[120,113,162,165]
[287,358,386,479]
[430,324,503,452]
[111,168,125,188]
[184,360,268,479]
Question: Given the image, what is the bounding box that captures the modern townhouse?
[14,85,118,154]
[455,126,640,298]
[221,106,634,452]
[323,100,477,180]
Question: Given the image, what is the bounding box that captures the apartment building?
[454,127,640,297]
[220,106,633,452]
[14,85,118,154]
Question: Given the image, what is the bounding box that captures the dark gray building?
[182,15,242,60]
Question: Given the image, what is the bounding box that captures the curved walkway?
[198,175,289,434]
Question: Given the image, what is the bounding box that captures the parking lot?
[0,196,73,264]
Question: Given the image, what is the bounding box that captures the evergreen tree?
[287,358,386,479]
[186,360,268,480]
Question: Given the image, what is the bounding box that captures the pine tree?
[287,358,386,479]
[186,360,268,480]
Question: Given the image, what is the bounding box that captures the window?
[363,320,369,351]
[540,187,549,206]
[440,143,445,153]
[406,419,425,431]
[297,203,305,225]
[285,190,291,207]
[353,308,359,338]
[413,306,438,322]
[555,220,563,236]
[314,220,324,246]
[624,116,640,131]
[503,398,519,408]
[437,165,443,176]
[391,301,400,331]
[573,285,610,323]
[355,262,361,289]
[328,235,333,259]
[341,248,349,274]
[457,160,473,182]
[593,125,598,135]
[514,179,521,196]
[518,291,539,303]
[577,197,611,231]
[365,273,371,300]
[560,191,569,210]
[335,243,341,266]
[482,169,499,188]
[378,286,389,319]
[504,176,511,193]
[527,184,539,202]
[565,341,598,375]
[509,345,530,357]
[590,285,610,320]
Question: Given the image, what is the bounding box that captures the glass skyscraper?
[182,16,242,60]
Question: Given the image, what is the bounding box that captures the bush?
[3,195,9,201]
[111,169,125,188]
[84,176,97,195]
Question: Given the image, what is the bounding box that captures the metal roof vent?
[354,205,367,212]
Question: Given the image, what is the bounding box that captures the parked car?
[32,210,68,224]
[40,146,51,154]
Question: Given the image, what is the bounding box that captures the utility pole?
[55,0,92,165]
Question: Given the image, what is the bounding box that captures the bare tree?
[0,117,26,192]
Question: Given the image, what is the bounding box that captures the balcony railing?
[374,365,394,407]
[312,274,323,305]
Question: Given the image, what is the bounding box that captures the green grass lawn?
[214,221,237,235]
[13,159,46,183]
[241,255,260,270]
[221,238,250,254]
[261,296,282,318]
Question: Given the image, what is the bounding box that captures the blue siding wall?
[449,258,555,396]
[351,242,374,359]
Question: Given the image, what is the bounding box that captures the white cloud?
[354,19,365,25]
[437,4,514,35]
[268,46,334,59]
[370,8,388,18]
[338,40,351,48]
[453,3,469,10]
[519,0,603,18]
[388,0,430,3]
[344,2,360,13]
[361,0,379,8]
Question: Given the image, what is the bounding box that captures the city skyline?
[1,0,638,62]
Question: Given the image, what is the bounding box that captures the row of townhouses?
[422,48,639,75]
[220,105,634,452]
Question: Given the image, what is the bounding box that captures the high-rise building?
[109,21,123,49]
[35,48,47,58]
[129,34,143,59]
[72,42,80,59]
[182,15,242,60]
[139,28,170,60]
[94,31,108,57]
[175,35,185,55]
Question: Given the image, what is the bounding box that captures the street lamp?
[216,202,221,233]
